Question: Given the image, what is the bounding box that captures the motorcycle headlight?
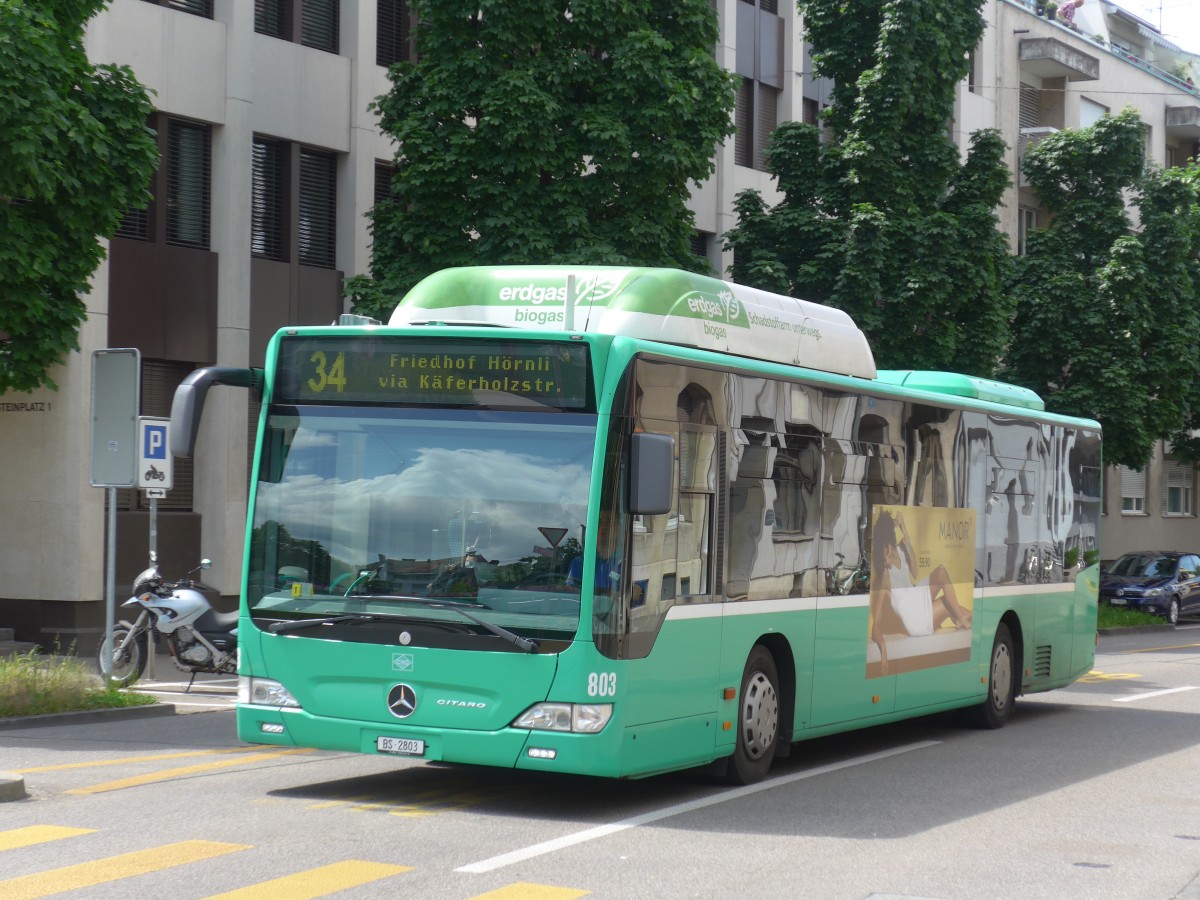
[131,566,162,596]
[238,676,301,709]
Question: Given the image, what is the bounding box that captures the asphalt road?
[1,627,1199,899]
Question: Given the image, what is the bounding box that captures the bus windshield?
[248,406,594,640]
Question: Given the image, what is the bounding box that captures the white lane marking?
[1113,686,1198,703]
[456,740,941,874]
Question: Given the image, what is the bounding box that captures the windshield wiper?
[267,598,539,653]
[269,612,396,634]
[402,597,539,653]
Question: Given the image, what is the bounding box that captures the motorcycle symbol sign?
[136,417,173,491]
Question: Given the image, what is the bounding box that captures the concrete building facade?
[1,0,1197,646]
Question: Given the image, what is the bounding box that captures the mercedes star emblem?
[387,683,418,718]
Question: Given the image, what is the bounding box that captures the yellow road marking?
[307,791,377,810]
[0,826,95,851]
[66,748,310,794]
[471,884,590,899]
[1077,670,1142,683]
[16,746,311,774]
[203,860,411,899]
[0,840,249,900]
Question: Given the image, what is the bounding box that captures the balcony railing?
[1005,0,1198,97]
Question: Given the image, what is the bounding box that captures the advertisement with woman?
[868,505,976,678]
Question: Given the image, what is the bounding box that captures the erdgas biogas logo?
[682,288,743,341]
[498,274,622,324]
[684,289,740,321]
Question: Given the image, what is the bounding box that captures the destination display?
[274,337,592,410]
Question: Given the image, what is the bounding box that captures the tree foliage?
[1003,108,1200,468]
[354,0,736,319]
[0,0,157,393]
[723,0,1012,375]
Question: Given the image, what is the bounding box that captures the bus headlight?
[513,702,612,734]
[239,676,301,709]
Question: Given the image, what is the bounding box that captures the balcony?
[1019,37,1100,81]
[1166,105,1200,140]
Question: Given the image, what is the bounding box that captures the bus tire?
[963,623,1015,729]
[728,645,780,785]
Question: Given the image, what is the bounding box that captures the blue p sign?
[137,417,172,490]
[144,425,167,460]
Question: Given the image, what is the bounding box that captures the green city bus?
[171,266,1101,784]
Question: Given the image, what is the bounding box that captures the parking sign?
[137,417,173,490]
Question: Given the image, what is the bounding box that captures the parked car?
[1099,551,1200,625]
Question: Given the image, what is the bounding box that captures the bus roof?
[875,370,1046,412]
[388,266,878,380]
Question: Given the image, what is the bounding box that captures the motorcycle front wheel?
[96,627,147,686]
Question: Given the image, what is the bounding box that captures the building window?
[1080,97,1108,129]
[374,161,395,206]
[377,0,416,68]
[254,0,339,54]
[690,230,713,262]
[1162,459,1194,516]
[114,194,151,241]
[1120,465,1146,514]
[114,114,211,249]
[1019,84,1041,129]
[1018,206,1038,255]
[299,148,337,268]
[166,120,211,249]
[252,137,287,261]
[734,0,783,171]
[252,140,339,267]
[255,0,290,38]
[141,0,214,17]
[301,0,338,52]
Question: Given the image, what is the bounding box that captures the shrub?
[0,648,154,718]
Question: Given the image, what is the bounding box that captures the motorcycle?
[96,554,238,687]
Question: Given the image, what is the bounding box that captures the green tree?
[354,0,736,319]
[723,0,1012,375]
[1003,109,1200,468]
[0,0,157,393]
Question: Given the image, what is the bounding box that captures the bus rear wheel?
[963,623,1015,729]
[728,645,780,785]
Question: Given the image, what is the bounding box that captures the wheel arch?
[999,610,1025,697]
[754,633,796,757]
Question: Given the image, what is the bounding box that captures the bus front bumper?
[237,704,629,778]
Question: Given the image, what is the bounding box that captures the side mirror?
[630,432,674,515]
[170,366,263,457]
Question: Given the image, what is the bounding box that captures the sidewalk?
[1,642,236,801]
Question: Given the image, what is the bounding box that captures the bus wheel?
[728,645,780,785]
[963,623,1015,729]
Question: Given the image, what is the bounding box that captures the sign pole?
[146,494,157,678]
[105,488,117,687]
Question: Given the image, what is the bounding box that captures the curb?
[0,771,26,802]
[1098,624,1177,635]
[0,702,177,732]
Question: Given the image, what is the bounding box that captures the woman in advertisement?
[869,508,974,675]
